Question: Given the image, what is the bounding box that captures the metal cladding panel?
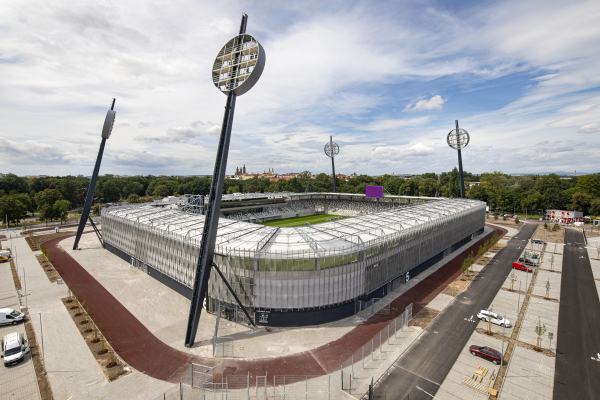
[101,197,486,313]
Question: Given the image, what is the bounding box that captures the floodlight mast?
[446,120,470,199]
[73,98,116,250]
[185,13,264,348]
[456,120,465,198]
[324,135,339,193]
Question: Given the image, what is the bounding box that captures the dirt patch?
[35,254,61,283]
[485,217,525,228]
[532,224,564,244]
[35,232,74,246]
[442,279,471,297]
[25,234,40,251]
[61,297,131,382]
[408,307,440,329]
[9,258,22,290]
[23,309,54,400]
[0,234,6,239]
[538,267,561,274]
[529,293,559,303]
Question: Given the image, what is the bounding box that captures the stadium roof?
[103,197,485,258]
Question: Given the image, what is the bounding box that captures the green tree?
[0,195,28,226]
[574,174,600,198]
[122,181,144,198]
[153,185,169,197]
[35,189,62,221]
[127,194,140,204]
[589,198,600,216]
[227,185,241,194]
[102,180,121,202]
[418,178,438,197]
[567,192,592,213]
[53,200,71,223]
[0,174,29,194]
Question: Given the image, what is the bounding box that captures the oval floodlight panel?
[102,110,116,139]
[324,142,339,158]
[212,34,265,96]
[446,128,470,150]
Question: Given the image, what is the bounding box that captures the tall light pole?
[447,120,470,198]
[324,136,339,193]
[73,99,116,250]
[185,14,265,348]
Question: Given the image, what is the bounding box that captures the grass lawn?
[259,214,347,227]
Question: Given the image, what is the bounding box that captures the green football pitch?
[258,214,347,227]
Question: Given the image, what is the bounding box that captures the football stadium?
[101,192,486,326]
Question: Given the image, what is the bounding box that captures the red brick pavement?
[44,225,506,383]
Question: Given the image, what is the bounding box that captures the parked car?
[532,239,546,244]
[470,345,502,365]
[477,309,511,327]
[512,261,532,272]
[1,332,30,366]
[518,257,537,267]
[0,250,11,259]
[0,309,25,326]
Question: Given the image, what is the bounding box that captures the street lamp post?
[185,14,265,348]
[446,120,470,198]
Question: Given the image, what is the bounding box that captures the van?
[0,308,25,326]
[1,332,30,366]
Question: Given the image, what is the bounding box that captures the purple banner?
[365,186,383,198]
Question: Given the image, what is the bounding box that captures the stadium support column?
[456,120,465,199]
[73,99,116,250]
[185,16,246,348]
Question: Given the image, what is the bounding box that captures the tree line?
[0,169,598,225]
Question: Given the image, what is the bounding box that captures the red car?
[470,345,502,365]
[512,261,532,272]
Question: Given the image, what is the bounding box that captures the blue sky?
[1,0,599,176]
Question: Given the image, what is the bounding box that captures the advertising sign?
[366,186,383,198]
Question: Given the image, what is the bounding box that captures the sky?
[1,0,599,177]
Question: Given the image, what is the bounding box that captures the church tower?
[243,164,246,174]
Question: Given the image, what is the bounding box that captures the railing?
[341,303,413,390]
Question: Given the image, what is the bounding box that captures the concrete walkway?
[0,247,41,400]
[9,233,173,400]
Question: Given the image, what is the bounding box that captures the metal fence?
[340,303,413,391]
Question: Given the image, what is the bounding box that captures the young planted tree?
[535,317,547,350]
[494,214,499,220]
[550,255,555,271]
[468,252,474,272]
[515,216,520,224]
[461,258,469,280]
[545,279,551,299]
[508,271,518,292]
[478,244,486,264]
[503,215,507,221]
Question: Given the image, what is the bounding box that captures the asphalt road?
[374,223,538,400]
[553,229,600,398]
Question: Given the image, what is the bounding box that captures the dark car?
[470,345,502,365]
[532,239,546,244]
[518,257,537,267]
[512,261,532,272]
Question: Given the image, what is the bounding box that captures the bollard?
[371,338,374,360]
[362,346,364,369]
[394,319,397,338]
[351,354,354,378]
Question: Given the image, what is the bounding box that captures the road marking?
[464,316,476,323]
[592,354,600,362]
[395,365,442,387]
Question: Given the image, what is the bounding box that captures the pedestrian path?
[0,251,41,400]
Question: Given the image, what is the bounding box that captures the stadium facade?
[101,193,486,326]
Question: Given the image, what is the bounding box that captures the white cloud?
[403,95,446,112]
[206,126,221,137]
[578,123,600,134]
[359,117,432,132]
[370,143,435,160]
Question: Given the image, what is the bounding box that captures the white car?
[477,309,511,327]
[1,332,30,366]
